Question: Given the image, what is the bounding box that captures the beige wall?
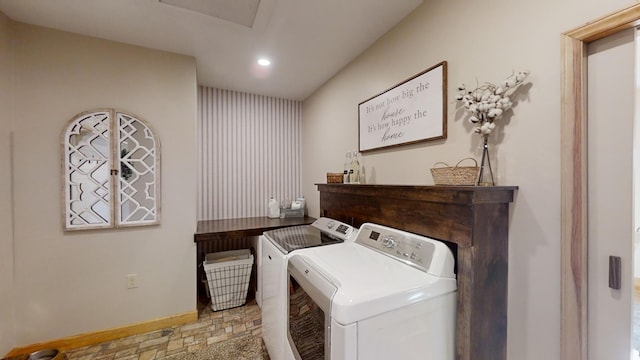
[301,0,631,359]
[0,11,15,356]
[8,23,198,347]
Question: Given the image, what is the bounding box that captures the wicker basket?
[430,158,479,186]
[203,249,253,311]
[326,172,344,183]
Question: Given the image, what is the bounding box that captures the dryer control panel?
[355,223,455,278]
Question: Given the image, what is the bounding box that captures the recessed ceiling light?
[257,58,271,66]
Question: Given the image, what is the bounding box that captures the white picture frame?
[358,61,447,152]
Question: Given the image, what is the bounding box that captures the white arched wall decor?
[62,109,161,230]
[561,3,640,359]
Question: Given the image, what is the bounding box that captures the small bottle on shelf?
[350,150,360,184]
[343,151,351,183]
[267,197,279,218]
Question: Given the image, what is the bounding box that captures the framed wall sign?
[358,61,447,152]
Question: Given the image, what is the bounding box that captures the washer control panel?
[311,217,356,241]
[355,223,447,275]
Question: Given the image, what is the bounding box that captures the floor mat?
[165,335,264,360]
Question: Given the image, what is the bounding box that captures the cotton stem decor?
[456,70,530,185]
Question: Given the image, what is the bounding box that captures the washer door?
[265,225,344,254]
[287,255,337,360]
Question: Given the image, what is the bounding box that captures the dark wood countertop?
[194,216,316,242]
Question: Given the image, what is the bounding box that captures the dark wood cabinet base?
[316,184,517,360]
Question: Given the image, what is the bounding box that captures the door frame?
[561,3,640,359]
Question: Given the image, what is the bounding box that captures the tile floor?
[64,300,269,360]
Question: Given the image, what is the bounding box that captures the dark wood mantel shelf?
[194,216,316,242]
[316,183,517,360]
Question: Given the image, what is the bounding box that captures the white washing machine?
[286,222,457,360]
[259,217,356,360]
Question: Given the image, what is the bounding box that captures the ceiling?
[0,0,423,100]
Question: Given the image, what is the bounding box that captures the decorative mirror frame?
[561,4,640,359]
[62,109,161,231]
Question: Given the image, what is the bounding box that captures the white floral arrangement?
[456,71,529,136]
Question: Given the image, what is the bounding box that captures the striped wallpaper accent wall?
[197,86,302,221]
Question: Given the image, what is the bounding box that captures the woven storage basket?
[326,172,344,183]
[430,158,479,186]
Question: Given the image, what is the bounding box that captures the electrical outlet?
[126,274,138,289]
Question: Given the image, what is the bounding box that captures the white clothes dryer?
[286,222,457,360]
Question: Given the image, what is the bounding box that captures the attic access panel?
[158,0,260,28]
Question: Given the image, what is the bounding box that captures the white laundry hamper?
[203,249,254,311]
